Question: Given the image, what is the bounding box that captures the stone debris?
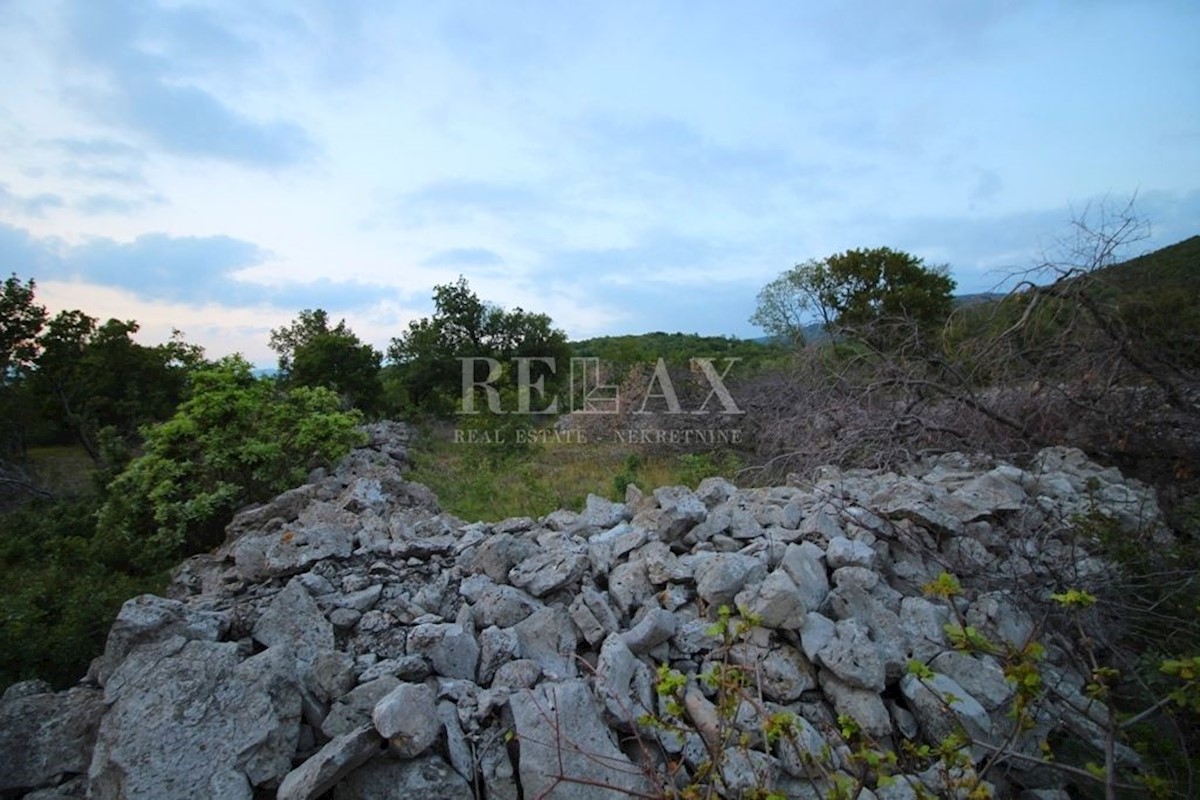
[0,423,1162,799]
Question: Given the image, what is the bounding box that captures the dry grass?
[406,426,740,523]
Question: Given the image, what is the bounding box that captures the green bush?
[98,357,365,567]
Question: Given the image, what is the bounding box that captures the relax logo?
[457,357,745,415]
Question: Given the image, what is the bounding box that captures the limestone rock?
[89,639,301,799]
[510,680,654,799]
[332,754,472,799]
[0,686,103,795]
[277,725,381,800]
[372,683,439,758]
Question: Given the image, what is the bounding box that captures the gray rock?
[695,553,767,607]
[372,683,439,757]
[0,686,103,795]
[595,633,654,726]
[90,594,227,686]
[471,583,543,628]
[779,542,830,612]
[652,485,708,541]
[232,503,357,581]
[607,560,655,618]
[578,493,630,529]
[568,585,619,646]
[508,545,588,597]
[322,676,401,739]
[930,651,1014,711]
[819,670,892,738]
[277,725,381,800]
[825,536,877,570]
[510,680,654,799]
[89,639,300,799]
[408,623,479,680]
[900,672,994,759]
[332,754,472,799]
[734,569,807,629]
[729,642,816,703]
[621,606,677,654]
[465,533,538,584]
[513,606,578,681]
[477,625,520,686]
[817,619,886,691]
[253,577,335,661]
[799,611,837,662]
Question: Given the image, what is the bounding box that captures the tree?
[269,309,347,374]
[31,313,201,462]
[387,277,571,413]
[0,275,49,500]
[752,247,956,347]
[98,356,365,561]
[0,274,47,381]
[749,272,812,347]
[271,310,383,413]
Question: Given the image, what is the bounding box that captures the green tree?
[98,356,365,563]
[269,308,345,374]
[753,247,956,347]
[387,277,571,414]
[1,275,48,469]
[31,313,201,462]
[271,310,383,413]
[0,274,47,381]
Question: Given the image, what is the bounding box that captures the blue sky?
[1,1,1197,366]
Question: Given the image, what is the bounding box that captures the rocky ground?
[0,421,1167,799]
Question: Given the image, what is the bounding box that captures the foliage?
[0,273,47,381]
[387,277,571,414]
[573,332,787,372]
[271,309,384,414]
[751,247,956,348]
[98,357,365,563]
[27,313,203,462]
[0,495,163,689]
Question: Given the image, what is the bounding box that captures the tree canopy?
[271,310,383,414]
[752,247,956,347]
[387,277,571,413]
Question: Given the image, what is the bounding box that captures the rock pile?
[0,422,1165,799]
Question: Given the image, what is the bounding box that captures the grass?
[406,423,744,522]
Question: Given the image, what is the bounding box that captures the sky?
[1,1,1198,367]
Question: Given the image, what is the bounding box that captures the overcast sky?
[1,1,1197,366]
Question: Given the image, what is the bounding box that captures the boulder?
[89,639,301,799]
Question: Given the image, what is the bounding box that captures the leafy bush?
[98,357,365,566]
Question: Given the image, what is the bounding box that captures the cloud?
[0,183,64,217]
[75,193,167,216]
[0,223,395,311]
[421,248,505,267]
[63,2,316,168]
[396,179,546,226]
